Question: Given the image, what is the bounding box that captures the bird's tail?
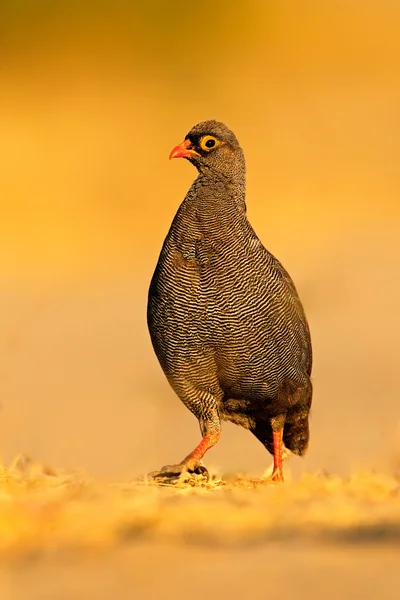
[250,378,312,456]
[283,379,313,456]
[283,408,310,456]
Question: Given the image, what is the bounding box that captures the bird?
[147,120,312,483]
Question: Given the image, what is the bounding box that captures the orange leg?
[181,433,220,471]
[270,429,284,482]
[149,431,220,481]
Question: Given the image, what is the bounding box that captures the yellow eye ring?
[200,135,219,151]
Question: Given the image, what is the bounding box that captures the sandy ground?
[1,462,400,600]
[2,543,400,600]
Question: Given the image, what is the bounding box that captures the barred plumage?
[148,121,312,482]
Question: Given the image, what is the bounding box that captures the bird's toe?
[148,462,209,485]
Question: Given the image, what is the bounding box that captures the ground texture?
[1,459,400,600]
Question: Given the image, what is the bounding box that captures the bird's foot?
[262,468,284,484]
[148,461,209,486]
[270,468,284,483]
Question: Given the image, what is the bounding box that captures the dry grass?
[1,456,400,562]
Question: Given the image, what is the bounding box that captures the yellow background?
[0,1,398,478]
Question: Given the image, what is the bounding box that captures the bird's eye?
[200,135,219,151]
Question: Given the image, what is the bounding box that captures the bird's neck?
[191,170,247,216]
[169,171,249,246]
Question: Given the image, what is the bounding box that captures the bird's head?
[169,120,245,179]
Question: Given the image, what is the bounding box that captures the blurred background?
[0,0,398,479]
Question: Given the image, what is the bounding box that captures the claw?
[148,462,210,485]
[193,465,209,480]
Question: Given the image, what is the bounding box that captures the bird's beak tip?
[169,139,199,160]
